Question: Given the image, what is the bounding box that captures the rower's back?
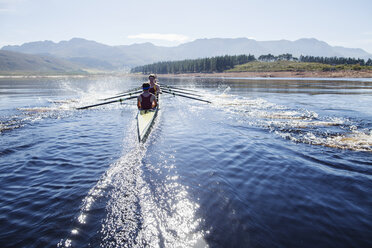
[137,83,157,110]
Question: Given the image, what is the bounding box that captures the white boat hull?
[137,107,159,142]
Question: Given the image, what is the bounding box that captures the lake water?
[0,76,371,248]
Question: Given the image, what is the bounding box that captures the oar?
[161,87,203,97]
[76,95,138,110]
[117,86,142,95]
[162,85,199,92]
[162,90,211,103]
[161,84,199,92]
[100,90,142,101]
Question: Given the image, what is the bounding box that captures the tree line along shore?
[1,53,372,78]
[130,54,372,75]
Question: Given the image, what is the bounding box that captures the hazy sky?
[1,0,372,53]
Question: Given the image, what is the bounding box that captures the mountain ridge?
[2,37,372,71]
[0,50,85,74]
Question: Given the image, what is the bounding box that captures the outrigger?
[76,83,211,143]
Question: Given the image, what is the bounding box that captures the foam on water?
[0,78,139,134]
[200,89,372,152]
[58,103,207,247]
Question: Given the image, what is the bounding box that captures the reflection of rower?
[148,74,161,99]
[137,83,157,110]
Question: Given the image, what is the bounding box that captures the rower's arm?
[137,96,142,109]
[152,96,157,108]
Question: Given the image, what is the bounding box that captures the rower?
[148,74,161,99]
[137,83,157,110]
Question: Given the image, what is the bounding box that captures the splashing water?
[58,108,207,247]
[196,89,372,152]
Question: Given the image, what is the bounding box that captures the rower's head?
[142,83,150,92]
[148,74,156,83]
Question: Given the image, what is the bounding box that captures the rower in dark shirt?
[137,83,157,110]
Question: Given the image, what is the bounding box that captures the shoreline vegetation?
[1,60,372,79]
[2,70,372,80]
[155,70,372,79]
[1,69,372,79]
[128,54,372,79]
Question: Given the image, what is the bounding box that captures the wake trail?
[201,88,372,152]
[59,105,207,247]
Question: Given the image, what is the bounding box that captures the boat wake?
[204,89,372,152]
[58,108,206,248]
[0,79,137,134]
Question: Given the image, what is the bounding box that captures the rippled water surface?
[0,76,371,248]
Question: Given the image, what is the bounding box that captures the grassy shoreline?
[1,61,372,79]
[144,61,372,79]
[155,70,372,79]
[227,60,372,72]
[1,71,372,79]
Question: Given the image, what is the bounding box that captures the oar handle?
[117,86,142,95]
[160,87,203,97]
[76,95,138,110]
[101,90,142,101]
[162,90,211,103]
[161,84,199,92]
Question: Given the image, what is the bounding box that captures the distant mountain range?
[0,50,84,74]
[1,37,372,73]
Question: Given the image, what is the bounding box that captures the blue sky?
[1,0,372,53]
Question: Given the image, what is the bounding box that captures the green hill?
[227,60,372,72]
[0,50,86,75]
